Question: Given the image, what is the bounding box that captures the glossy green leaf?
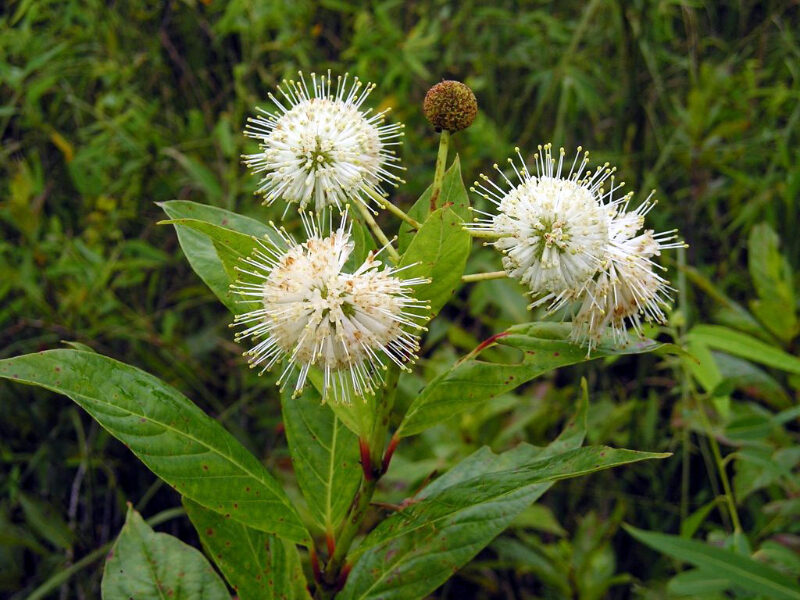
[281,386,361,533]
[159,200,270,313]
[398,156,470,251]
[397,206,471,320]
[183,498,310,600]
[160,217,264,256]
[624,525,800,600]
[688,325,800,375]
[101,506,229,600]
[341,444,668,600]
[397,322,663,438]
[0,350,309,544]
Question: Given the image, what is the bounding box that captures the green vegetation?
[1,1,798,598]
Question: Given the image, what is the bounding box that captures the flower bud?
[423,80,477,133]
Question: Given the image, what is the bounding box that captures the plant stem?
[462,270,507,283]
[677,245,691,529]
[429,130,450,212]
[695,400,743,533]
[320,367,401,594]
[675,245,741,534]
[353,200,400,263]
[365,188,421,229]
[467,229,503,239]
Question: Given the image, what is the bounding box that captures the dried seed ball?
[423,80,478,132]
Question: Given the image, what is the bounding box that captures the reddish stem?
[310,547,322,583]
[359,437,374,481]
[381,433,400,475]
[335,563,352,591]
[325,530,335,557]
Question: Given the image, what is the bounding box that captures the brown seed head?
[423,80,477,133]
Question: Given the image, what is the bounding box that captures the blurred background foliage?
[1,0,798,598]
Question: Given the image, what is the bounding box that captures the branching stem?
[366,188,421,230]
[354,200,400,263]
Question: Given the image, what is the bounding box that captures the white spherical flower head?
[571,194,686,350]
[231,212,428,403]
[244,71,404,213]
[469,144,623,310]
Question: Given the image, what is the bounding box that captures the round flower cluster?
[231,211,428,403]
[469,144,684,350]
[243,71,404,213]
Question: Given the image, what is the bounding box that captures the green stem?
[353,200,400,263]
[462,270,508,283]
[696,401,743,533]
[365,188,421,230]
[320,367,401,593]
[467,229,503,240]
[677,245,691,529]
[429,130,450,212]
[675,245,741,534]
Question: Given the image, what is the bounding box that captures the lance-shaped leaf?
[0,350,309,544]
[159,200,270,313]
[688,324,800,375]
[101,506,229,600]
[183,498,310,600]
[281,386,361,534]
[398,156,470,252]
[397,322,664,438]
[625,525,800,600]
[398,206,471,320]
[340,443,668,600]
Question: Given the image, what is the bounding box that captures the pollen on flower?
[470,143,685,352]
[570,193,685,351]
[230,210,428,403]
[243,71,405,214]
[468,144,621,311]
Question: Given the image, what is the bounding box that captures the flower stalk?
[462,270,508,283]
[366,187,421,229]
[429,130,450,211]
[319,365,401,596]
[354,200,401,263]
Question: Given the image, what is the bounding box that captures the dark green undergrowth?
[1,1,798,598]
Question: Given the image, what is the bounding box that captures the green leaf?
[0,350,309,544]
[688,325,800,375]
[748,223,797,342]
[341,445,668,600]
[162,148,224,204]
[306,369,377,438]
[159,201,270,313]
[397,322,663,438]
[667,569,730,597]
[398,156,470,252]
[397,206,471,320]
[160,218,266,259]
[183,498,310,600]
[345,218,377,272]
[101,505,229,600]
[680,498,723,539]
[624,525,800,600]
[281,386,361,533]
[18,493,75,550]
